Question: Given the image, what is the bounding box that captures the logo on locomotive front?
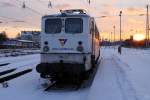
[59,39,67,47]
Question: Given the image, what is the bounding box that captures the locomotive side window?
[90,21,94,34]
[95,25,99,40]
[45,19,62,33]
[65,18,83,33]
[90,20,99,40]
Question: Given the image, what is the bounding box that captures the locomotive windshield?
[45,18,62,33]
[65,18,83,33]
[44,18,83,34]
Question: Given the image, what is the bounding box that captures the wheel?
[40,74,46,78]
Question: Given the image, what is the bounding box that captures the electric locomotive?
[36,9,100,83]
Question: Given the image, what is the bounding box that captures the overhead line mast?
[146,5,149,47]
[87,0,91,5]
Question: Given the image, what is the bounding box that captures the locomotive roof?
[42,12,91,19]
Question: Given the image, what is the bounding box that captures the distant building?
[2,39,22,47]
[0,39,33,49]
[18,40,34,48]
[20,31,41,48]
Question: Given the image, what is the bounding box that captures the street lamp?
[119,11,122,44]
[111,32,113,42]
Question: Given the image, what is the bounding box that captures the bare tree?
[15,33,21,39]
[0,31,8,43]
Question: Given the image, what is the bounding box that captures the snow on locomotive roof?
[42,9,91,19]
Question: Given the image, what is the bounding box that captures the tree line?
[0,31,8,44]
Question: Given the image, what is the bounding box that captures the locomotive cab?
[36,9,100,82]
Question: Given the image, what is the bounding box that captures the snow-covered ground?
[0,47,150,100]
[112,47,150,100]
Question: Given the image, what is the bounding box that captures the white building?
[20,31,41,48]
[0,39,33,48]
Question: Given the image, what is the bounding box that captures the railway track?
[43,58,102,91]
[0,69,32,83]
[0,63,10,67]
[0,68,16,76]
[0,54,39,87]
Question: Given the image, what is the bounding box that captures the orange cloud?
[0,0,148,39]
[128,18,144,24]
[124,7,145,16]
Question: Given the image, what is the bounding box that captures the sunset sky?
[0,0,149,40]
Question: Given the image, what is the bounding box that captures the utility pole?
[146,5,149,47]
[119,11,122,45]
[113,25,116,42]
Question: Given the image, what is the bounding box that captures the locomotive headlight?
[43,46,49,52]
[77,41,84,52]
[44,41,48,45]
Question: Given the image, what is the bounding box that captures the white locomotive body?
[36,9,100,82]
